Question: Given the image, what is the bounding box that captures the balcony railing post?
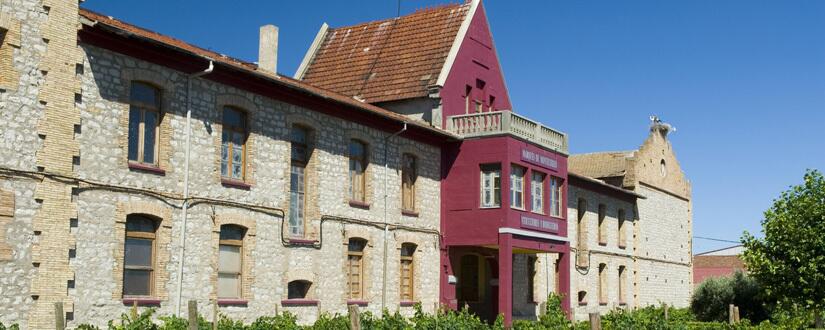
[501,111,512,134]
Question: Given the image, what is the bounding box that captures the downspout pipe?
[176,60,213,316]
[382,122,407,311]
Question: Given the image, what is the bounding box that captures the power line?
[694,236,740,244]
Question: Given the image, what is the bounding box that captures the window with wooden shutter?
[221,107,247,181]
[598,204,607,246]
[127,82,161,166]
[598,263,607,304]
[347,238,367,299]
[618,209,627,249]
[618,266,626,304]
[123,215,158,297]
[401,154,417,212]
[349,140,367,202]
[399,243,416,301]
[218,225,245,299]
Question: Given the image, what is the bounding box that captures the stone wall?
[634,184,692,307]
[60,44,443,327]
[566,185,636,320]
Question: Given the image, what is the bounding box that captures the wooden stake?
[728,304,735,324]
[188,300,198,330]
[663,303,669,321]
[131,300,138,319]
[212,302,218,330]
[589,312,601,330]
[348,304,361,330]
[54,302,65,330]
[734,306,740,323]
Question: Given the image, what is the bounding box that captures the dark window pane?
[288,280,311,299]
[401,243,416,257]
[123,269,151,296]
[124,238,152,267]
[128,108,141,161]
[349,140,364,158]
[291,126,307,144]
[348,238,366,252]
[130,82,158,107]
[143,111,157,164]
[223,107,244,128]
[126,216,156,233]
[219,225,245,241]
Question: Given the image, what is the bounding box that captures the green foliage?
[0,322,20,330]
[246,312,300,330]
[305,313,349,330]
[107,308,158,330]
[534,293,575,329]
[691,272,769,322]
[216,314,246,330]
[742,169,825,315]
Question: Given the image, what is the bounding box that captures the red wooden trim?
[401,210,419,217]
[221,178,252,190]
[288,238,318,245]
[122,297,161,306]
[399,301,417,307]
[346,299,369,306]
[348,200,371,209]
[127,161,166,175]
[217,299,248,306]
[281,299,319,306]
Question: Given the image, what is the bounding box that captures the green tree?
[742,169,825,328]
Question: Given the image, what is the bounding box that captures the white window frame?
[480,166,501,208]
[550,177,563,217]
[510,165,525,210]
[530,172,544,214]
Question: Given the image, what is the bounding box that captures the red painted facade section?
[439,2,512,125]
[436,3,570,324]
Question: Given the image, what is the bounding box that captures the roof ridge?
[571,150,636,157]
[329,2,467,32]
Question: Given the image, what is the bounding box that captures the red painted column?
[498,233,513,325]
[558,247,572,318]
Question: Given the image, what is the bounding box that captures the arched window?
[660,159,667,177]
[618,209,627,248]
[218,224,246,299]
[123,214,159,297]
[347,238,367,299]
[399,243,416,301]
[289,125,311,237]
[598,263,607,304]
[618,266,627,305]
[598,204,607,246]
[288,280,312,299]
[401,154,417,211]
[578,291,587,305]
[348,140,367,202]
[221,106,247,180]
[128,81,161,165]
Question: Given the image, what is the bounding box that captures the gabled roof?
[77,8,456,143]
[569,151,635,179]
[297,3,472,103]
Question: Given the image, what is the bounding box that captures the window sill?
[618,245,627,250]
[221,178,252,190]
[599,302,608,306]
[598,242,607,247]
[399,301,417,307]
[347,300,369,306]
[619,302,627,306]
[348,200,370,209]
[127,162,166,175]
[401,210,419,217]
[217,299,248,306]
[479,205,501,209]
[281,299,319,306]
[578,302,587,306]
[510,206,526,211]
[123,297,161,306]
[288,238,318,246]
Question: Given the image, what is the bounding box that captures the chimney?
[258,25,278,74]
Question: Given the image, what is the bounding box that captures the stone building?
[567,119,693,320]
[0,0,692,327]
[0,1,450,328]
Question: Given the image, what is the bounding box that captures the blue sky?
[82,1,825,253]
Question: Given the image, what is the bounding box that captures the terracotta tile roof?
[78,8,454,139]
[693,255,745,269]
[569,151,635,180]
[300,3,470,103]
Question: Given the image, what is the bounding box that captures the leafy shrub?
[0,322,20,330]
[691,272,770,323]
[246,312,301,330]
